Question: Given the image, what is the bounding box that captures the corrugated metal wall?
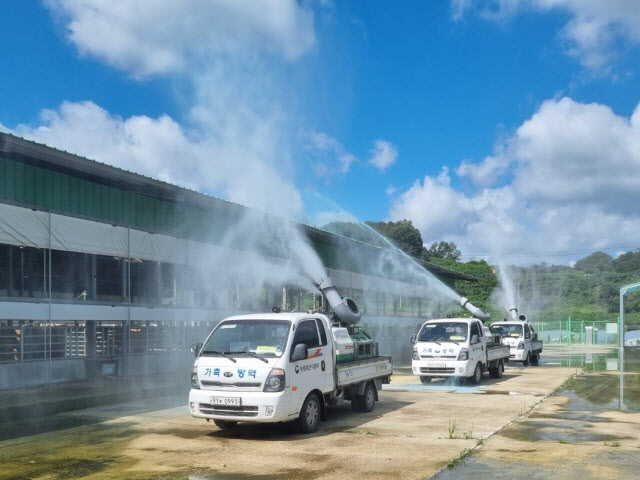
[0,155,230,240]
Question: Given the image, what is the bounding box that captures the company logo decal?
[296,362,321,373]
[224,371,233,377]
[307,348,323,359]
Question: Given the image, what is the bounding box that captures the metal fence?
[536,317,619,345]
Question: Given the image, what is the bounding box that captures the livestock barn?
[0,132,475,390]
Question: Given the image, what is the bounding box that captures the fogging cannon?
[318,277,361,325]
[509,306,528,322]
[460,296,490,322]
[318,276,378,363]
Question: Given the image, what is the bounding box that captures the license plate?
[210,396,241,406]
[427,362,446,368]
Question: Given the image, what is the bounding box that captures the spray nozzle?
[460,296,490,321]
[318,276,361,325]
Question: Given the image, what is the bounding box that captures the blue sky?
[2,1,640,265]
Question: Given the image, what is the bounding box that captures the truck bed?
[532,340,543,351]
[487,345,510,362]
[336,356,392,387]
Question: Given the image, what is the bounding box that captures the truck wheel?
[531,352,539,366]
[296,393,321,433]
[213,420,238,430]
[358,382,376,413]
[523,353,530,366]
[470,362,483,385]
[420,376,432,384]
[495,359,504,378]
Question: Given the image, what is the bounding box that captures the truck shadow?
[204,397,412,441]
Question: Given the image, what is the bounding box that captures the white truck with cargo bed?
[490,318,543,366]
[188,312,392,433]
[411,317,509,384]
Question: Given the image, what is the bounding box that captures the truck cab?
[411,317,508,384]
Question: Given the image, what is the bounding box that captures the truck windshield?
[202,320,291,357]
[418,322,468,342]
[490,324,523,337]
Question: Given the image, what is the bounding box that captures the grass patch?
[604,440,621,447]
[447,448,471,470]
[553,372,579,395]
[448,419,457,439]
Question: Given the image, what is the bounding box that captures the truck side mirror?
[470,335,479,345]
[191,342,203,357]
[410,334,417,344]
[291,343,308,362]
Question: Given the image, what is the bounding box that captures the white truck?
[188,278,392,434]
[489,309,542,366]
[188,312,392,433]
[411,316,510,384]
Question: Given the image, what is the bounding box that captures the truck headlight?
[263,368,285,392]
[412,349,419,360]
[517,341,524,350]
[191,367,200,389]
[457,348,469,361]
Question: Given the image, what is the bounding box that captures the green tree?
[365,220,424,257]
[574,251,614,274]
[423,241,461,261]
[321,221,386,247]
[612,249,640,274]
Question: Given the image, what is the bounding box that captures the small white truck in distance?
[411,317,509,384]
[490,313,543,366]
[188,312,392,433]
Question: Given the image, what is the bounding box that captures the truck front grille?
[199,404,259,417]
[419,355,456,359]
[201,381,262,388]
[420,367,455,374]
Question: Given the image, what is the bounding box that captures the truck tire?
[296,393,321,433]
[523,352,530,366]
[358,382,376,413]
[213,420,238,430]
[491,359,504,378]
[420,376,432,384]
[531,352,539,366]
[470,362,483,385]
[490,359,504,379]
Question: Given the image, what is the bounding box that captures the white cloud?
[390,97,640,265]
[369,140,398,171]
[305,131,357,176]
[46,0,316,78]
[6,100,303,216]
[451,0,640,74]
